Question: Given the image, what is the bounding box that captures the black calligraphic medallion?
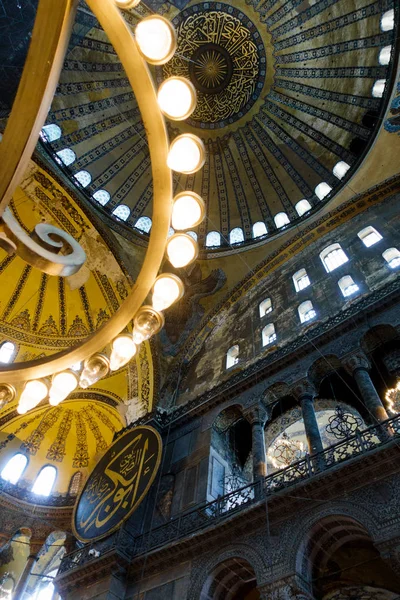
[72,426,162,542]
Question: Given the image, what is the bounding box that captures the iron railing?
[59,414,400,574]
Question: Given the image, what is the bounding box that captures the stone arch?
[188,543,268,600]
[284,502,380,589]
[263,382,291,405]
[360,324,399,355]
[213,404,245,434]
[308,354,342,388]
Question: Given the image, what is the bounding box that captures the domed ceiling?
[35,0,397,252]
[0,160,155,498]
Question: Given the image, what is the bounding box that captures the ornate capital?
[291,378,317,401]
[244,403,270,426]
[343,352,370,375]
[258,575,315,600]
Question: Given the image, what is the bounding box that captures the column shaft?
[13,554,38,600]
[353,367,389,423]
[301,395,324,455]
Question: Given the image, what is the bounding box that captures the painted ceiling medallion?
[163,4,266,128]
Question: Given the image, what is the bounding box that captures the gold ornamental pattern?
[163,8,264,126]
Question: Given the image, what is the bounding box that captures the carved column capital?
[343,352,370,375]
[258,575,315,600]
[244,403,269,426]
[291,378,317,401]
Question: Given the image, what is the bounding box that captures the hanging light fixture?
[18,379,49,414]
[79,354,110,389]
[0,383,15,410]
[135,16,176,65]
[110,335,137,371]
[166,233,198,268]
[172,191,205,230]
[167,134,205,174]
[157,77,197,121]
[115,0,141,8]
[132,306,164,345]
[49,370,79,406]
[152,273,184,312]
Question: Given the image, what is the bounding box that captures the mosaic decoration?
[46,410,73,462]
[164,4,266,127]
[20,408,63,456]
[73,413,89,469]
[385,79,400,135]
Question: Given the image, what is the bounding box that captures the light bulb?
[157,77,196,121]
[152,274,184,312]
[167,134,205,174]
[19,379,49,412]
[166,234,198,268]
[49,370,78,404]
[115,0,141,8]
[110,335,137,371]
[172,191,205,230]
[132,306,164,344]
[135,16,176,65]
[79,354,110,389]
[0,383,16,409]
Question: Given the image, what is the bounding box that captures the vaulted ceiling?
[36,0,398,252]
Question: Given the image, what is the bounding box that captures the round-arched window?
[112,205,130,221]
[1,453,28,484]
[31,465,57,497]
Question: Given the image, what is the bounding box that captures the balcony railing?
[59,414,400,575]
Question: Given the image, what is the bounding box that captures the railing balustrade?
[59,414,400,574]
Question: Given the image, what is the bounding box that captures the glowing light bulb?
[110,336,137,371]
[158,77,196,121]
[152,274,184,312]
[49,370,78,405]
[132,306,164,344]
[167,134,205,174]
[166,233,198,268]
[172,191,205,230]
[79,354,110,389]
[115,0,141,8]
[135,16,176,65]
[19,379,49,412]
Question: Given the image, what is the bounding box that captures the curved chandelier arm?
[0,208,87,277]
[0,0,172,383]
[0,0,79,216]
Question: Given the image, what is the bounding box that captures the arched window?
[56,148,76,166]
[1,453,28,484]
[298,300,316,324]
[262,323,276,347]
[0,341,15,363]
[315,182,332,200]
[134,216,152,233]
[112,205,130,221]
[259,298,272,318]
[226,345,239,369]
[383,248,400,269]
[372,79,386,98]
[381,9,394,32]
[274,212,290,229]
[186,231,198,241]
[333,161,350,180]
[41,124,62,142]
[206,231,221,247]
[229,227,244,244]
[31,465,57,497]
[68,472,82,496]
[293,268,310,292]
[93,190,110,206]
[295,199,312,217]
[252,221,267,238]
[74,170,92,187]
[338,275,359,298]
[379,45,392,66]
[320,243,349,273]
[358,226,382,248]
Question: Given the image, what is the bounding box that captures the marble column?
[244,404,269,482]
[292,380,324,456]
[343,353,389,424]
[13,540,42,600]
